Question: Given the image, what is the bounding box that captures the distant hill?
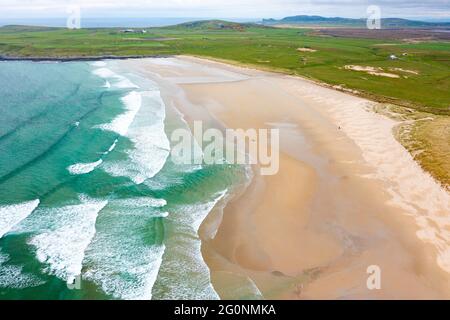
[261,15,450,28]
[172,20,258,31]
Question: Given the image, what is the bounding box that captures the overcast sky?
[1,0,449,19]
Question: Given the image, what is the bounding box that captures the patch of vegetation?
[375,104,450,189]
[170,20,254,31]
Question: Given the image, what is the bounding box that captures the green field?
[0,21,449,186]
[1,22,449,115]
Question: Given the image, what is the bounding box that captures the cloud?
[0,0,448,18]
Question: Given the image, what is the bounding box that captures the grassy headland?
[0,20,449,187]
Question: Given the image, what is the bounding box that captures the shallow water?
[0,60,247,299]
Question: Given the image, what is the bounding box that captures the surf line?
[0,199,40,239]
[67,138,119,176]
[67,64,142,176]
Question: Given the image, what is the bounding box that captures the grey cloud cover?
[0,0,448,18]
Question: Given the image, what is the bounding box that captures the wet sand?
[120,56,450,299]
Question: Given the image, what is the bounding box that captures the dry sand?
[120,56,450,299]
[344,65,400,78]
[297,47,317,53]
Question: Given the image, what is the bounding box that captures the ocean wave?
[85,244,165,300]
[67,137,120,175]
[14,196,107,284]
[113,197,167,209]
[152,190,227,300]
[92,66,138,89]
[95,91,142,136]
[107,139,119,153]
[100,90,171,184]
[92,67,117,79]
[83,197,167,300]
[67,159,103,175]
[91,61,107,67]
[0,199,40,239]
[126,91,171,183]
[91,62,171,184]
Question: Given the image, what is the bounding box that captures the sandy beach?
[120,56,450,299]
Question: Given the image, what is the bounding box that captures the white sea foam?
[95,91,142,136]
[92,67,117,78]
[99,139,120,155]
[107,139,119,153]
[91,61,107,67]
[126,123,170,184]
[0,265,44,289]
[113,197,167,209]
[92,65,171,184]
[101,90,171,184]
[14,197,107,284]
[92,66,138,89]
[0,251,7,264]
[0,199,40,239]
[67,137,120,175]
[83,197,167,300]
[153,191,227,300]
[85,244,165,300]
[0,250,44,289]
[67,159,103,175]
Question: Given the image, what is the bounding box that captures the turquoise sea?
[0,60,248,299]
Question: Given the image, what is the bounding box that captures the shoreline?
[5,53,446,188]
[1,52,439,108]
[178,54,449,191]
[177,54,448,116]
[121,56,450,299]
[0,54,170,62]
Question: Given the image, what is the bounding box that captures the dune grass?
[376,104,450,189]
